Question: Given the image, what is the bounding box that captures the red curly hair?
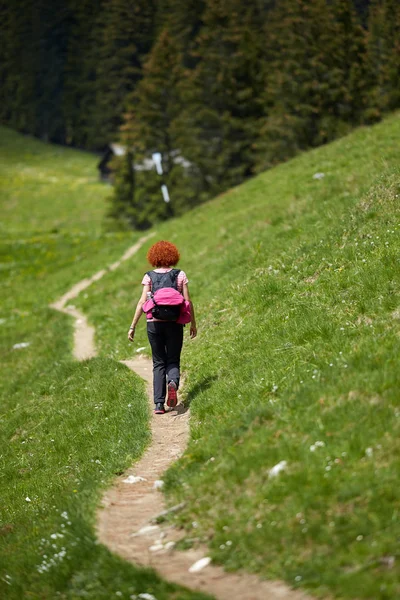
[147,240,180,268]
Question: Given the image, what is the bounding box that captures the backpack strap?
[146,269,181,293]
[170,269,181,285]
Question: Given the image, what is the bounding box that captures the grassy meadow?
[74,113,400,599]
[0,127,209,600]
[0,125,108,235]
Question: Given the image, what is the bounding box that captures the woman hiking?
[128,240,197,414]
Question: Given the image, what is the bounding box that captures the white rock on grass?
[13,342,30,350]
[268,460,287,478]
[310,440,325,452]
[138,594,157,600]
[153,480,164,490]
[136,347,146,353]
[313,172,325,179]
[188,557,211,573]
[122,475,147,484]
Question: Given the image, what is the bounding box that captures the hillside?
[1,115,399,599]
[0,126,109,235]
[0,130,206,600]
[76,113,400,598]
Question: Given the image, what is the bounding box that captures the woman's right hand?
[128,327,135,342]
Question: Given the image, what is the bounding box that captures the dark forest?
[1,0,399,229]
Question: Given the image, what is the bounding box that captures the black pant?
[147,321,184,404]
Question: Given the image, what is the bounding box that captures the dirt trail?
[51,235,312,600]
[50,235,154,360]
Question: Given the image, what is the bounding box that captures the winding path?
[51,234,312,600]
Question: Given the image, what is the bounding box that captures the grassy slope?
[76,113,400,599]
[0,128,208,600]
[0,125,107,234]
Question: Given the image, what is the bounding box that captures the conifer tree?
[353,0,373,24]
[34,0,71,142]
[255,0,368,171]
[366,0,400,119]
[110,29,190,228]
[173,0,267,197]
[62,0,104,147]
[330,0,369,125]
[123,30,183,159]
[255,0,337,170]
[155,0,206,67]
[89,0,155,148]
[0,0,72,142]
[105,151,151,230]
[0,1,40,135]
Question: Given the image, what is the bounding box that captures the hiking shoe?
[154,403,165,414]
[167,381,178,408]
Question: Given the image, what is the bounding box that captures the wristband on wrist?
[129,326,135,330]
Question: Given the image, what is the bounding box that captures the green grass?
[75,113,400,598]
[0,126,108,234]
[0,129,209,600]
[2,116,399,599]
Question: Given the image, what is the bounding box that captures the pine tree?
[113,28,192,228]
[353,0,373,24]
[255,0,368,171]
[155,0,206,67]
[255,0,337,170]
[33,0,72,142]
[116,0,269,229]
[366,0,400,119]
[89,0,156,148]
[0,1,39,134]
[62,0,105,147]
[105,151,153,230]
[1,0,78,143]
[330,0,369,125]
[173,0,267,197]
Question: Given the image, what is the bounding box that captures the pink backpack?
[143,288,191,324]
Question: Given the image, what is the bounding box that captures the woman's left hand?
[128,327,135,342]
[190,324,197,339]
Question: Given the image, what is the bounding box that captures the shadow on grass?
[182,375,218,409]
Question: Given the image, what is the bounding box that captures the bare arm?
[128,284,150,342]
[183,283,197,339]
